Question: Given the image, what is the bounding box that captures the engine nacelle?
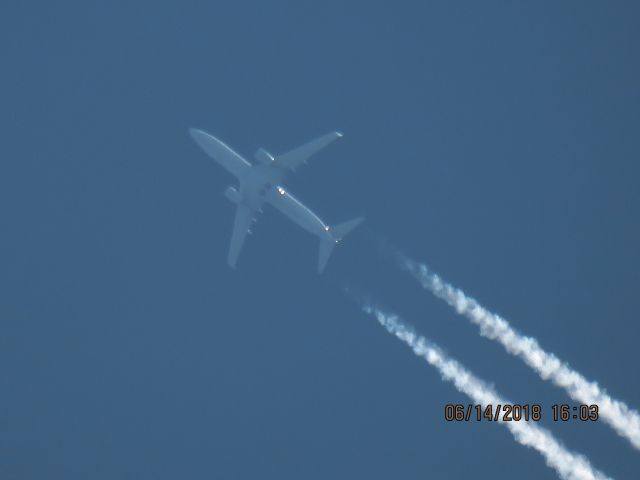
[224,186,242,204]
[254,148,275,165]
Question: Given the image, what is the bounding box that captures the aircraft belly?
[267,188,326,237]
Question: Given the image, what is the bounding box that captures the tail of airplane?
[318,217,365,273]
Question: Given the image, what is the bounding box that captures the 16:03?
[552,404,599,421]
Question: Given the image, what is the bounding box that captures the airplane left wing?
[272,132,342,172]
[227,204,254,268]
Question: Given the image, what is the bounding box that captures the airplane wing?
[227,204,254,268]
[272,132,343,172]
[189,128,251,179]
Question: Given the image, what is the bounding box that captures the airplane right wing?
[272,132,343,172]
[227,204,254,268]
[189,128,251,179]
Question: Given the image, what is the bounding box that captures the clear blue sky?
[2,1,639,478]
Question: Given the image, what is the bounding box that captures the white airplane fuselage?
[239,164,332,238]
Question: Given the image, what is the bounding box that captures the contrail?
[393,250,640,451]
[361,302,612,480]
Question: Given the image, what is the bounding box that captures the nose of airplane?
[188,128,204,141]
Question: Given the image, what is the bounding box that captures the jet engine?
[254,148,275,165]
[224,186,242,204]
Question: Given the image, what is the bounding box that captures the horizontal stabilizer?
[330,216,365,241]
[318,239,336,273]
[318,216,365,273]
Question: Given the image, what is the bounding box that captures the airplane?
[189,128,364,273]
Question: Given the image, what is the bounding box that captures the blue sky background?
[2,1,639,478]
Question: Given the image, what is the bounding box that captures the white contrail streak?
[362,303,612,480]
[394,251,640,451]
